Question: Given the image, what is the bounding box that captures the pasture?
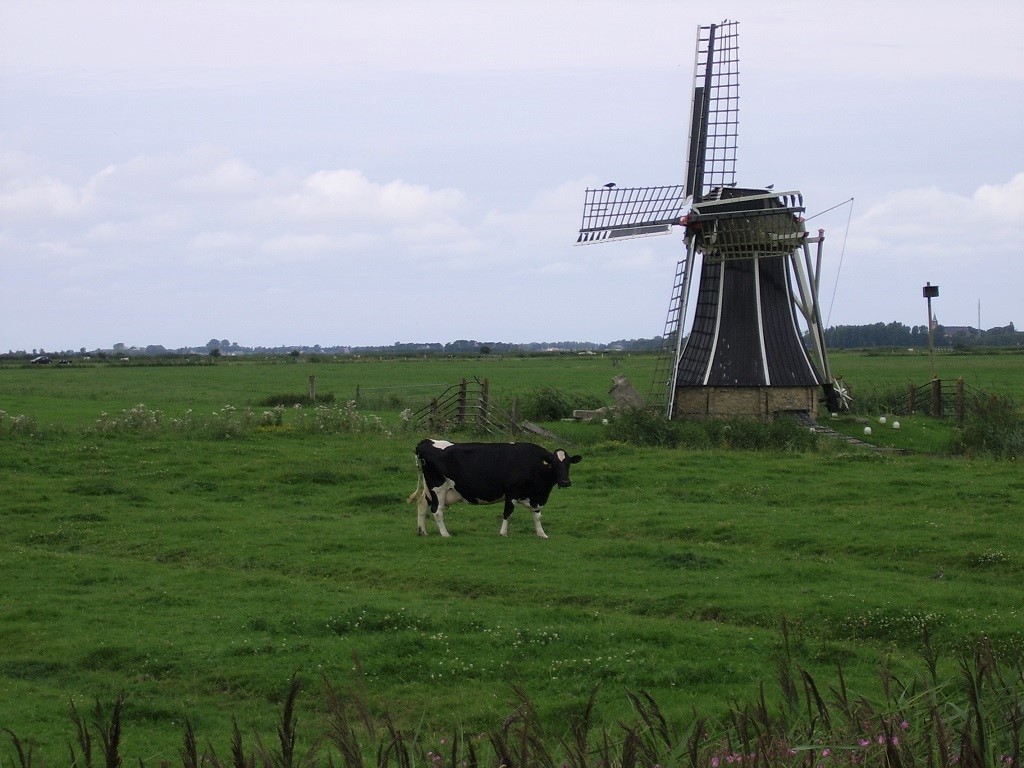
[1,351,1022,764]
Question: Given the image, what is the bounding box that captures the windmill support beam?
[662,235,698,418]
[788,234,833,388]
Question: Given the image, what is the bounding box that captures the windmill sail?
[576,185,687,244]
[686,21,739,203]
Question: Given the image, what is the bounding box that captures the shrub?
[520,387,604,421]
[90,404,165,435]
[605,406,682,446]
[950,393,1024,458]
[169,405,256,439]
[848,382,910,415]
[0,410,38,436]
[294,401,392,436]
[606,409,819,451]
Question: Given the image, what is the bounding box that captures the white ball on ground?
[892,421,901,429]
[879,416,887,424]
[864,426,873,436]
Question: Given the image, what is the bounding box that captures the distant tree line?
[5,323,1021,361]
[822,322,1022,349]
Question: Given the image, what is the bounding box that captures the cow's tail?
[407,457,426,504]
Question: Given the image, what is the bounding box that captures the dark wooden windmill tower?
[577,20,847,420]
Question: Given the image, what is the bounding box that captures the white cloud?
[855,173,1024,265]
[261,233,336,256]
[0,152,86,219]
[179,158,263,195]
[975,172,1024,221]
[274,169,467,228]
[830,173,1024,327]
[188,230,256,252]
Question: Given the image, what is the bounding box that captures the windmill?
[577,20,848,420]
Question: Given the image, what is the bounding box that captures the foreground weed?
[7,639,1021,768]
[0,410,39,436]
[81,401,394,439]
[951,393,1024,458]
[606,408,818,451]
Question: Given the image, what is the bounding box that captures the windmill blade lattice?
[576,185,688,244]
[687,20,739,203]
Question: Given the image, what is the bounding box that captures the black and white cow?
[407,439,582,538]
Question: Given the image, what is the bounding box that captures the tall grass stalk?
[8,641,1021,768]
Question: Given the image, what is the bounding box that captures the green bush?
[950,393,1024,458]
[606,408,819,451]
[0,410,38,436]
[519,386,604,421]
[605,406,681,446]
[847,381,911,415]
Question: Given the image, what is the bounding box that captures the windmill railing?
[406,378,524,437]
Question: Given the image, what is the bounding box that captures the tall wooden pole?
[923,282,939,380]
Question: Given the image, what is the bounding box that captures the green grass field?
[1,351,1022,765]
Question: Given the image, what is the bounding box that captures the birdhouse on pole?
[923,282,939,379]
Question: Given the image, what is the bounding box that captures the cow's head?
[548,449,582,487]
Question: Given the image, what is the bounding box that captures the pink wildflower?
[711,757,720,767]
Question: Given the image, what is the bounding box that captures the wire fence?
[405,378,524,437]
[890,378,985,424]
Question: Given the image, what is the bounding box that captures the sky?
[2,0,1022,352]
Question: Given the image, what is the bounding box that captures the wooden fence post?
[308,375,316,403]
[457,379,468,425]
[931,378,943,418]
[956,377,965,426]
[478,378,490,430]
[429,397,438,430]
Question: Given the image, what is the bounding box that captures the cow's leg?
[432,484,453,538]
[531,506,548,539]
[433,505,452,538]
[499,498,515,536]
[416,487,430,536]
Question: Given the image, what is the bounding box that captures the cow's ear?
[569,455,582,464]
